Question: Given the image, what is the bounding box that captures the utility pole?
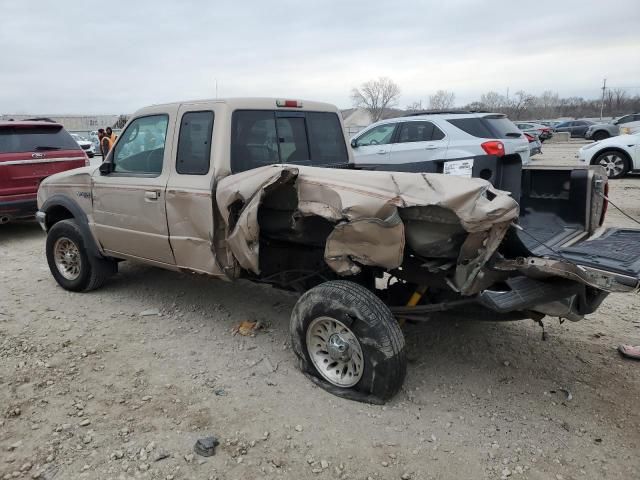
[599,78,607,120]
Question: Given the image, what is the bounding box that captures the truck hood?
[216,165,520,294]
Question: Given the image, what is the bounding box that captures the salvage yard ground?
[1,144,639,480]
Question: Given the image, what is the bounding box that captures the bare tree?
[428,90,456,110]
[536,90,559,118]
[479,91,506,111]
[112,115,129,129]
[405,100,423,112]
[613,88,627,113]
[351,77,401,123]
[510,90,535,119]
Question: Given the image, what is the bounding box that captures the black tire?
[592,150,630,179]
[593,130,609,142]
[46,219,116,292]
[290,280,406,404]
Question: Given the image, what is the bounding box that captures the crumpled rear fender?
[215,165,520,295]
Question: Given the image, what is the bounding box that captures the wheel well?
[45,205,74,230]
[590,147,631,166]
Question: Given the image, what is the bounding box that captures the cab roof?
[138,97,340,114]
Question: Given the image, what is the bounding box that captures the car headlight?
[582,141,600,150]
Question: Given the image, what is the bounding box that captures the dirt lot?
[1,145,640,480]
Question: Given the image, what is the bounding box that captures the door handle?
[144,190,159,200]
[424,144,438,150]
[376,149,387,155]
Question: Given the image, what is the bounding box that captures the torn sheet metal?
[215,165,520,294]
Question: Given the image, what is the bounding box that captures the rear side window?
[0,126,81,153]
[176,111,214,175]
[398,121,445,143]
[231,110,347,173]
[447,116,521,139]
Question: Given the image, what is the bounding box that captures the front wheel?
[593,150,630,179]
[593,131,609,142]
[290,280,406,403]
[46,219,116,292]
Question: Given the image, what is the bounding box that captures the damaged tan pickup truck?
[36,98,640,403]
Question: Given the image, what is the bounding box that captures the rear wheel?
[290,280,406,403]
[593,130,609,141]
[46,219,116,292]
[593,150,630,179]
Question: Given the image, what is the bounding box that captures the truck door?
[92,112,175,265]
[164,105,223,275]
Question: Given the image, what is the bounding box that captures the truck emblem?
[32,153,45,158]
[76,191,91,199]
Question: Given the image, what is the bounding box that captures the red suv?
[0,121,88,223]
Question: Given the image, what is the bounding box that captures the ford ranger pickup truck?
[36,98,640,403]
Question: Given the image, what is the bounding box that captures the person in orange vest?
[106,127,117,145]
[98,128,113,157]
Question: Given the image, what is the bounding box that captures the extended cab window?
[231,110,347,173]
[113,114,168,175]
[176,111,214,175]
[398,121,444,143]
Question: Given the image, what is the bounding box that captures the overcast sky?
[1,0,639,114]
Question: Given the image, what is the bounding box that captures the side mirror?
[350,139,358,148]
[99,162,113,175]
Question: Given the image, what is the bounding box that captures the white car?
[70,133,95,158]
[578,132,640,179]
[350,112,530,178]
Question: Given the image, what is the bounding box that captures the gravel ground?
[1,145,639,480]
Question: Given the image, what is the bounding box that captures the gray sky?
[2,0,639,114]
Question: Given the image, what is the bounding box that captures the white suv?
[350,112,530,175]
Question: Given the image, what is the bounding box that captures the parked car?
[515,122,553,141]
[524,132,542,156]
[350,111,531,176]
[537,120,562,129]
[0,121,88,223]
[71,133,95,158]
[578,131,640,178]
[35,98,640,403]
[553,120,595,138]
[585,122,619,141]
[614,113,640,134]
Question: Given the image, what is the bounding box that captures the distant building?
[0,114,124,132]
[341,107,406,137]
[341,108,372,136]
